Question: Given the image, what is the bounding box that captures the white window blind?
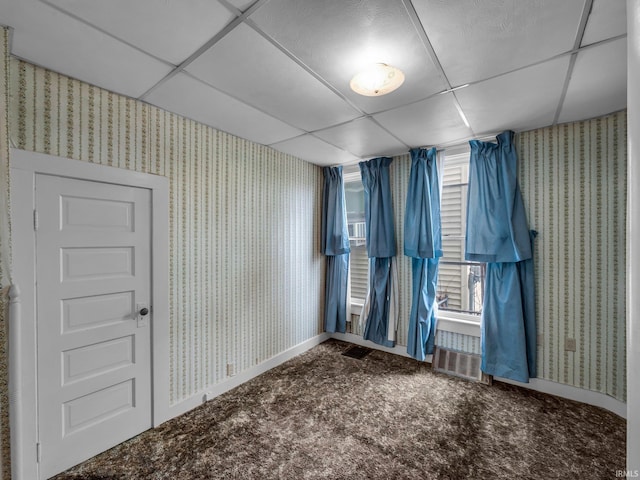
[344,176,368,305]
[438,154,484,317]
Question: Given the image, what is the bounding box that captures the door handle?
[136,303,150,327]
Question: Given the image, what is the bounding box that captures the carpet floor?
[53,339,625,479]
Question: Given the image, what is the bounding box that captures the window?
[344,172,368,309]
[438,153,485,321]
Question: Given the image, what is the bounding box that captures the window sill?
[437,314,481,338]
[348,305,480,337]
[350,302,364,315]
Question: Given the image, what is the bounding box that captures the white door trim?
[9,149,170,480]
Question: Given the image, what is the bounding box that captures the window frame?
[343,170,368,313]
[437,151,483,325]
[341,155,484,325]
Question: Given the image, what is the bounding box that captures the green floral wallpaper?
[6,54,325,407]
[517,113,627,401]
[0,26,12,480]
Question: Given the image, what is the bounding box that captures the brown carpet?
[54,339,625,479]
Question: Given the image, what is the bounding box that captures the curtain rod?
[330,130,508,168]
[334,147,443,169]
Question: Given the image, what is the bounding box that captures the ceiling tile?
[2,0,629,156]
[456,56,571,135]
[414,0,586,86]
[186,23,360,132]
[314,117,407,158]
[250,0,447,114]
[558,38,627,124]
[270,134,359,166]
[43,0,236,65]
[8,0,172,98]
[581,0,627,46]
[373,94,473,148]
[146,73,303,146]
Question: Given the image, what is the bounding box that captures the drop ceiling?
[0,0,627,166]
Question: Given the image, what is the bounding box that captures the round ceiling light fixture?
[350,63,405,97]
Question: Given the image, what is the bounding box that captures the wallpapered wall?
[436,331,481,355]
[347,113,627,402]
[435,113,628,403]
[517,114,627,401]
[4,53,325,410]
[0,27,12,480]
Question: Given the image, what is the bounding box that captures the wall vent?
[433,346,492,385]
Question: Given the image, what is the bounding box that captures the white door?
[35,174,152,479]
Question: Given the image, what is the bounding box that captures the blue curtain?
[465,131,536,382]
[321,166,350,333]
[404,148,442,361]
[466,132,531,263]
[359,157,397,347]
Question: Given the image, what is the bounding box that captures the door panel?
[35,174,152,479]
[62,379,135,435]
[62,335,135,384]
[61,291,134,333]
[61,195,135,232]
[61,246,135,281]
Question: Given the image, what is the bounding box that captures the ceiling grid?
[552,0,595,125]
[0,0,627,165]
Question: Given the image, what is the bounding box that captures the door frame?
[9,149,170,480]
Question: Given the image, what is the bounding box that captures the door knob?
[136,303,150,327]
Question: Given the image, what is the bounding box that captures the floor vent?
[341,345,372,360]
[433,347,492,385]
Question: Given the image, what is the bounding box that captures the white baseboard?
[333,333,626,419]
[495,376,627,419]
[161,333,331,423]
[161,331,626,426]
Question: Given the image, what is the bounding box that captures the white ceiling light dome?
[350,63,405,97]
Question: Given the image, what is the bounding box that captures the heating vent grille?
[433,347,492,384]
